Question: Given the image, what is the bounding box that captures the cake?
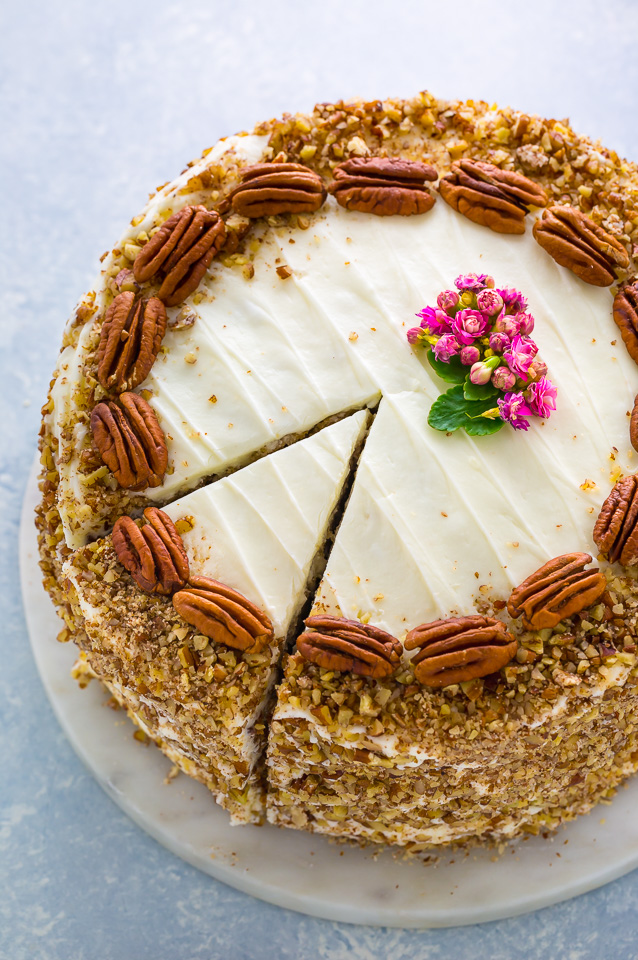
[37,91,638,851]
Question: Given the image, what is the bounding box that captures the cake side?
[267,572,638,848]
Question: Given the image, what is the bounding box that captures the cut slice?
[63,409,371,824]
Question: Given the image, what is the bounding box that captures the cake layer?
[63,411,370,821]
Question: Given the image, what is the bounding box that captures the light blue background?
[3,1,638,956]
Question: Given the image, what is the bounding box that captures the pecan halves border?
[173,575,274,652]
[112,507,189,595]
[297,614,402,679]
[405,615,517,688]
[228,163,327,218]
[96,291,167,393]
[532,205,629,286]
[613,280,638,366]
[90,391,168,490]
[328,157,438,217]
[507,552,606,630]
[439,159,548,235]
[594,475,638,566]
[133,204,226,306]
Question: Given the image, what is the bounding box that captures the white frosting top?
[312,204,637,637]
[51,138,637,639]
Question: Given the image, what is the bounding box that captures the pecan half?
[405,615,517,688]
[90,392,167,490]
[172,575,274,652]
[507,553,606,630]
[533,206,629,286]
[229,163,326,218]
[96,292,167,392]
[112,508,189,595]
[439,159,547,234]
[631,395,638,454]
[133,205,226,306]
[613,279,638,365]
[296,614,402,679]
[593,475,638,565]
[328,157,437,216]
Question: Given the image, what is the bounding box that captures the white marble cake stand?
[20,456,638,928]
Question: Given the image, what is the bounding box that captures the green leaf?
[427,350,466,384]
[465,417,505,436]
[428,385,505,434]
[463,380,499,401]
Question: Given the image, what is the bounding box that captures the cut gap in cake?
[281,402,378,657]
[63,409,371,823]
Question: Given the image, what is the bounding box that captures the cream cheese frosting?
[314,369,635,640]
[51,145,637,629]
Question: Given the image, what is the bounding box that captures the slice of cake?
[63,410,370,823]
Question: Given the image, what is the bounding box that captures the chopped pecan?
[439,159,547,234]
[297,614,402,679]
[172,575,274,652]
[593,475,638,565]
[96,292,167,392]
[133,205,226,306]
[112,508,189,595]
[507,553,606,630]
[405,615,517,688]
[90,392,167,490]
[532,206,629,286]
[613,279,638,365]
[328,157,437,216]
[228,163,326,218]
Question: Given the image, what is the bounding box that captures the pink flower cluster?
[407,273,557,431]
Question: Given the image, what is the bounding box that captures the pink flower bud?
[525,376,557,419]
[514,311,535,335]
[460,345,481,365]
[497,390,531,430]
[455,273,492,292]
[492,366,516,391]
[489,332,510,354]
[433,333,461,362]
[492,315,519,338]
[503,334,538,381]
[451,309,489,345]
[416,305,452,335]
[470,357,500,385]
[476,289,504,317]
[437,290,459,313]
[527,359,548,381]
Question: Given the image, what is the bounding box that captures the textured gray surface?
[3,0,638,956]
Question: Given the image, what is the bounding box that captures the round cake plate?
[20,456,638,928]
